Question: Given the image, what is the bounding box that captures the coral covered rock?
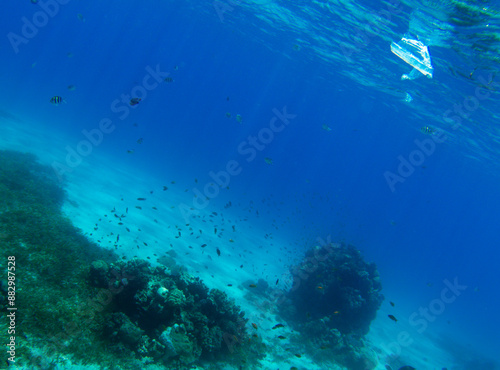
[279,242,383,369]
[282,242,383,335]
[90,258,251,366]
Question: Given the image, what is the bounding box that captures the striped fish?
[420,126,436,135]
[50,96,65,105]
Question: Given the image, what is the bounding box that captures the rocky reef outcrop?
[90,258,252,367]
[279,242,384,369]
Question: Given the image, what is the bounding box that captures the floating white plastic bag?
[391,36,434,79]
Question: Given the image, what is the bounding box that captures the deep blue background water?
[2,0,499,365]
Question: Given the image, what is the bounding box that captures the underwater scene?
[1,0,500,369]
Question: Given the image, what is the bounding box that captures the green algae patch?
[0,150,119,368]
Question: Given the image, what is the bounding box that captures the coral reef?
[0,150,262,368]
[279,242,384,369]
[90,258,255,367]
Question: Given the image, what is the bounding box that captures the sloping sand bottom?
[1,116,481,369]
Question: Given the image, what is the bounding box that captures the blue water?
[2,0,500,368]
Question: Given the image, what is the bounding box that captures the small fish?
[236,114,243,123]
[50,96,65,105]
[77,13,85,21]
[137,198,146,201]
[390,301,395,307]
[251,323,258,329]
[229,239,235,243]
[249,284,257,288]
[291,367,298,370]
[227,284,233,287]
[398,367,416,370]
[333,310,340,315]
[129,98,141,106]
[67,85,76,91]
[275,279,279,285]
[322,124,332,131]
[388,314,398,322]
[135,206,142,210]
[420,126,436,135]
[127,150,134,154]
[294,354,302,358]
[164,77,174,83]
[277,335,286,339]
[226,112,231,118]
[163,186,168,191]
[214,228,217,234]
[316,286,323,290]
[264,157,273,165]
[272,324,284,329]
[137,138,143,144]
[201,244,207,248]
[216,248,221,256]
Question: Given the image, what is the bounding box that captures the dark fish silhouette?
[388,314,398,322]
